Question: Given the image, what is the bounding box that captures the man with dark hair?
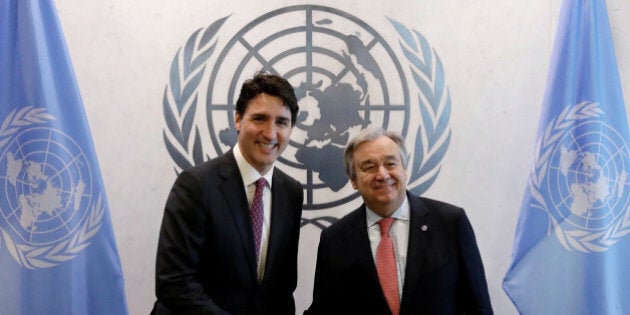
[152,72,303,315]
[306,126,492,315]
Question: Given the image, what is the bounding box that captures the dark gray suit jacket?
[152,150,303,315]
[305,192,493,315]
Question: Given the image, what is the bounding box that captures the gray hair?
[343,126,409,180]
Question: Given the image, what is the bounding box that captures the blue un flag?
[0,1,128,314]
[503,0,630,314]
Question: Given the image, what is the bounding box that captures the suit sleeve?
[456,211,494,315]
[154,171,228,315]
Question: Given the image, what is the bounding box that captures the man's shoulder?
[185,151,233,172]
[321,206,364,235]
[173,152,235,188]
[410,194,467,222]
[414,195,462,211]
[272,166,302,189]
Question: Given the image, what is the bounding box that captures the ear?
[235,112,242,132]
[350,178,358,190]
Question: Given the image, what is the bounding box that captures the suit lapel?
[400,193,432,309]
[345,207,390,307]
[218,151,258,280]
[262,170,291,279]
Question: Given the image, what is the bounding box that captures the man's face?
[235,93,293,175]
[350,135,408,217]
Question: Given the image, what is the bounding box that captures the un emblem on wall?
[0,107,105,269]
[529,101,630,252]
[163,5,452,228]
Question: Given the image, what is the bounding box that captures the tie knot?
[255,177,267,191]
[377,217,395,236]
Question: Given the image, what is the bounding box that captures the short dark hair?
[343,126,409,180]
[235,72,299,126]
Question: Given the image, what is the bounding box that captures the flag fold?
[503,0,630,314]
[0,1,128,314]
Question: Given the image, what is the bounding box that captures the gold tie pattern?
[377,217,400,315]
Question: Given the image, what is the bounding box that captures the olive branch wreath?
[528,101,630,252]
[163,17,229,173]
[389,18,452,196]
[0,106,105,269]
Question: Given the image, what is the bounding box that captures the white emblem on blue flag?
[529,101,630,252]
[0,0,127,312]
[0,107,104,269]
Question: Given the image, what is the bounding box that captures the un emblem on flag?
[163,5,451,227]
[529,102,630,252]
[0,107,105,269]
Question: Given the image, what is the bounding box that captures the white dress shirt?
[366,197,410,298]
[233,144,273,282]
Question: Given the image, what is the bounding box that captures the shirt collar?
[233,144,274,187]
[366,196,410,228]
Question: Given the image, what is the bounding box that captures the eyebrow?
[359,160,376,167]
[383,155,398,161]
[358,155,398,166]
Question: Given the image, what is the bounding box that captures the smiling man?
[305,127,493,315]
[152,73,303,315]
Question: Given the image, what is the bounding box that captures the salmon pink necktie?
[377,217,400,315]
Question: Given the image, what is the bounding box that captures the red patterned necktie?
[377,217,400,315]
[250,177,267,263]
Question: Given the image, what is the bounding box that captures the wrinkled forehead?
[356,153,400,165]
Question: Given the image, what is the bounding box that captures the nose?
[374,165,390,180]
[261,121,276,139]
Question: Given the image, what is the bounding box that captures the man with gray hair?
[305,126,493,315]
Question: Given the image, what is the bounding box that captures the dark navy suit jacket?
[152,150,303,315]
[305,192,493,315]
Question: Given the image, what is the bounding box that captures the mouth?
[373,182,396,191]
[257,141,278,150]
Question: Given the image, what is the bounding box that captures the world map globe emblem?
[0,127,93,246]
[204,5,411,210]
[163,5,451,219]
[545,120,630,232]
